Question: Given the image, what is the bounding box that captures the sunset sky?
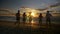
[0,0,60,14]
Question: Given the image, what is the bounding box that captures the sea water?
[0,16,60,24]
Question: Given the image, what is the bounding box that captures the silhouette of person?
[15,10,20,25]
[23,12,26,23]
[29,12,32,23]
[46,11,52,26]
[39,13,43,26]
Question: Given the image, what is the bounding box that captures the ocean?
[0,16,60,24]
[0,16,60,34]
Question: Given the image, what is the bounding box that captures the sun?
[31,12,35,17]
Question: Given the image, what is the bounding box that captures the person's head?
[40,13,42,15]
[23,12,26,14]
[29,12,31,14]
[47,11,49,13]
[18,10,20,13]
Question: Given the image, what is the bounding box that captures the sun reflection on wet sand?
[22,20,40,29]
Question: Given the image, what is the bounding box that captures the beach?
[0,0,60,34]
[0,20,60,34]
[0,15,60,34]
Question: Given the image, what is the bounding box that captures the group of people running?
[15,10,52,26]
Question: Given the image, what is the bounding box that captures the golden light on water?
[31,20,35,24]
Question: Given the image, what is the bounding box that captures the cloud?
[49,2,60,8]
[0,9,13,15]
[0,9,15,16]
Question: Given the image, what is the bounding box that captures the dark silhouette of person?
[29,12,32,23]
[39,13,43,27]
[15,10,20,25]
[46,11,52,26]
[23,12,26,23]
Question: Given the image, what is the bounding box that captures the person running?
[46,11,52,26]
[23,12,26,23]
[39,13,43,27]
[15,10,20,25]
[29,12,32,23]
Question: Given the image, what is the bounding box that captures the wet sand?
[0,21,60,34]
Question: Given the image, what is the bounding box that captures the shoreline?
[0,20,60,28]
[0,20,60,34]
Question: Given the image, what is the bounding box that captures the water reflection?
[24,19,40,29]
[30,20,39,29]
